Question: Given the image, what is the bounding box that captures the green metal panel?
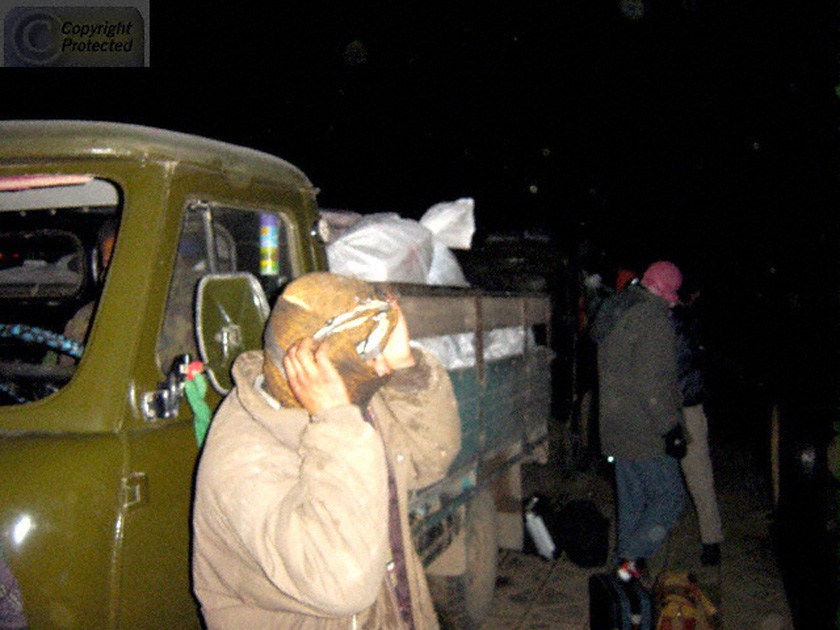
[117,421,202,630]
[483,356,527,453]
[0,433,123,629]
[448,368,483,473]
[446,352,551,475]
[0,121,314,192]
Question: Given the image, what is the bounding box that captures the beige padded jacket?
[192,347,460,630]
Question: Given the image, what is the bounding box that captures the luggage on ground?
[654,572,717,630]
[523,495,609,567]
[523,494,559,560]
[556,499,609,567]
[589,572,655,630]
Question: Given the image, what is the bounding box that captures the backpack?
[556,499,610,568]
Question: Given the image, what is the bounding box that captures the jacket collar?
[230,350,309,447]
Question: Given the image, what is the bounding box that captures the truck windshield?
[0,176,121,405]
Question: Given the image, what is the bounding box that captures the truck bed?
[376,283,554,558]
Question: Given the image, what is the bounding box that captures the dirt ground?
[480,423,794,630]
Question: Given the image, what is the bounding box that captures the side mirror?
[195,273,270,394]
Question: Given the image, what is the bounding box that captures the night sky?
[2,0,839,391]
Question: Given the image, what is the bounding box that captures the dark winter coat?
[590,284,683,460]
[672,304,706,407]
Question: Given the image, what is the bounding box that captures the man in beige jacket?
[192,273,461,630]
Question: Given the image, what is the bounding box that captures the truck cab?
[0,121,326,629]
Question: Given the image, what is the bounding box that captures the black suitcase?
[588,572,654,630]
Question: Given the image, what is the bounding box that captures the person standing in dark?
[672,286,724,566]
[591,260,687,575]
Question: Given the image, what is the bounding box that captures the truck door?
[117,201,296,628]
[0,176,131,630]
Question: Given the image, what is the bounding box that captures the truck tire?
[427,489,498,630]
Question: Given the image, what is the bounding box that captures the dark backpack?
[556,499,610,568]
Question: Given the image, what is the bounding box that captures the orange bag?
[655,572,717,630]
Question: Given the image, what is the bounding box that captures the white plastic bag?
[326,213,434,283]
[413,326,529,370]
[420,198,474,286]
[325,199,474,286]
[426,241,469,287]
[419,197,475,249]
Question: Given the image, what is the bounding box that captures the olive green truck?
[0,121,554,629]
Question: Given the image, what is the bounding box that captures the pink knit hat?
[641,261,682,307]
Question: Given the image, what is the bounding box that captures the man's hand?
[381,298,416,371]
[283,337,351,415]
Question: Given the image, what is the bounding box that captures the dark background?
[5,2,839,299]
[2,3,839,624]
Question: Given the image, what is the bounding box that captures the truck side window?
[156,203,293,372]
[0,176,121,405]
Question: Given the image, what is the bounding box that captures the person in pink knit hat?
[644,260,724,566]
[591,259,686,577]
[641,261,683,307]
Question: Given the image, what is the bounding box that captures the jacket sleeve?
[206,401,392,617]
[369,346,461,490]
[632,306,683,435]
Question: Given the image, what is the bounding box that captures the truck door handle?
[141,354,191,421]
[122,472,148,510]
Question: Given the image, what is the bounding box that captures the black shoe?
[701,543,721,566]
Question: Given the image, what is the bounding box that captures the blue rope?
[0,382,25,404]
[0,323,84,359]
